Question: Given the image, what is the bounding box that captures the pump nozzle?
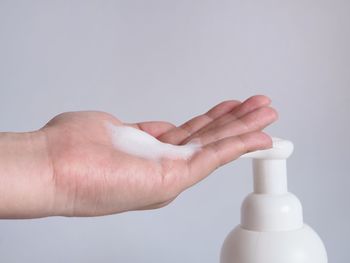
[239,137,293,195]
[240,137,294,160]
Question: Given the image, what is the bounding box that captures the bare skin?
[0,95,277,219]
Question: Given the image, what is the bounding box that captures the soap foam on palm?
[107,123,201,161]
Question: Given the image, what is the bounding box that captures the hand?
[0,95,277,218]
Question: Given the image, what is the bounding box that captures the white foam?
[107,123,201,161]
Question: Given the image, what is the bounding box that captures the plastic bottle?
[220,138,327,263]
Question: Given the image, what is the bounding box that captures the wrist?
[0,130,55,218]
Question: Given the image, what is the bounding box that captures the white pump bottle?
[220,138,327,263]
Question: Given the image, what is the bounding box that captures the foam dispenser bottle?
[220,138,327,263]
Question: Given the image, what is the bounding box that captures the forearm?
[0,131,54,218]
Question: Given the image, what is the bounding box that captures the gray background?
[0,0,349,262]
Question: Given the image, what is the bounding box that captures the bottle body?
[220,224,327,263]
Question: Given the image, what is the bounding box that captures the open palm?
[41,95,277,217]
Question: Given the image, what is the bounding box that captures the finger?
[231,95,272,119]
[181,131,272,189]
[125,121,176,138]
[158,100,241,144]
[191,106,278,146]
[182,95,271,144]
